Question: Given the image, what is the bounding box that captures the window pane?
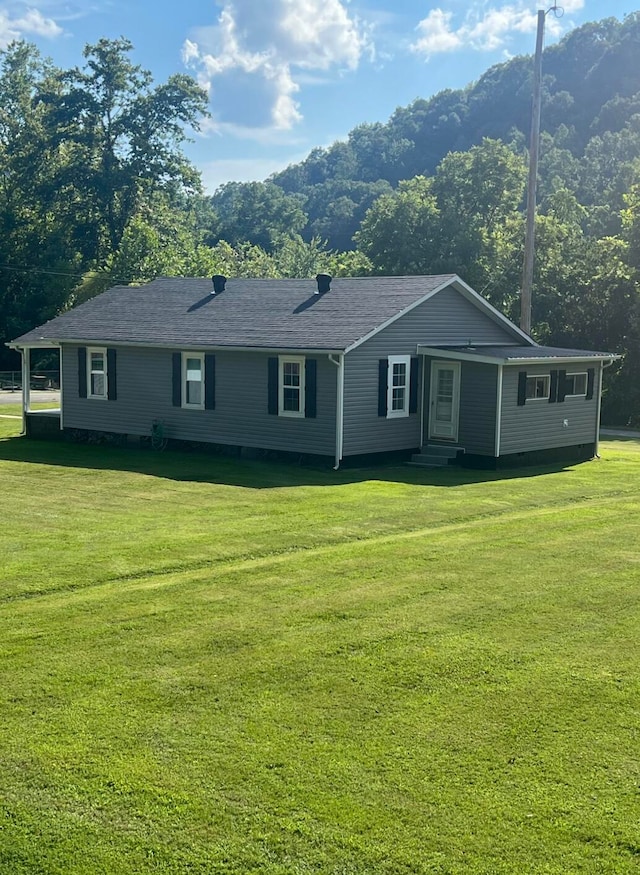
[283,362,300,387]
[526,376,549,399]
[186,358,202,381]
[91,373,105,396]
[186,380,202,405]
[392,363,406,387]
[437,371,454,396]
[283,387,300,411]
[392,387,405,410]
[573,374,587,394]
[91,352,104,371]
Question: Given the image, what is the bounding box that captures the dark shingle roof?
[12,275,462,351]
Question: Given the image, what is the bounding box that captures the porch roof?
[417,344,621,365]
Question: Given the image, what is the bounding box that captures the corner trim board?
[495,364,503,457]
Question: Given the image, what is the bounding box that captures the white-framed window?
[183,352,205,409]
[279,355,305,417]
[525,375,550,400]
[387,355,411,418]
[564,372,587,396]
[87,347,107,399]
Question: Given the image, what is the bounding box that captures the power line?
[0,263,88,279]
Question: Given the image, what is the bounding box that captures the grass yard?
[1,418,639,874]
[0,401,60,418]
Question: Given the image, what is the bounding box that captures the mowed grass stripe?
[2,489,638,605]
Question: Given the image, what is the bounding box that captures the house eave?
[10,338,346,356]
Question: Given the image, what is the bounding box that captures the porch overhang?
[416,344,621,366]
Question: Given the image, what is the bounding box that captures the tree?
[39,37,209,263]
[355,176,441,275]
[0,43,80,367]
[211,181,307,251]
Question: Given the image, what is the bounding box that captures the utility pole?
[520,9,545,336]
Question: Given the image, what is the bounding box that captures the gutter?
[7,338,345,356]
[328,354,344,470]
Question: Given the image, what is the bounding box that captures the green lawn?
[1,420,639,874]
[0,401,60,417]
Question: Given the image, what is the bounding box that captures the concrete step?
[409,453,452,467]
[423,443,463,458]
[409,444,464,467]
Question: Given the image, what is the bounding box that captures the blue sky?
[1,0,635,192]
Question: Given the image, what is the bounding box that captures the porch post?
[21,346,31,434]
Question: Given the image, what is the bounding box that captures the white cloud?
[182,0,370,134]
[0,6,63,46]
[411,9,462,56]
[411,1,585,59]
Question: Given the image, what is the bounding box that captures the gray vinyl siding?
[458,362,498,454]
[499,364,600,455]
[342,285,516,456]
[62,344,336,455]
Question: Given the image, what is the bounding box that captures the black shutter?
[305,358,317,418]
[549,370,559,404]
[557,369,567,403]
[586,367,595,400]
[409,357,419,414]
[517,371,527,406]
[172,353,182,407]
[378,359,389,417]
[107,348,117,401]
[78,347,87,398]
[268,357,278,415]
[204,354,216,410]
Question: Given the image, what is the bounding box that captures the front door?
[429,361,461,441]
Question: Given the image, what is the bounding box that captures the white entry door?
[429,361,461,441]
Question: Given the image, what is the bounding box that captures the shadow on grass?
[0,433,581,489]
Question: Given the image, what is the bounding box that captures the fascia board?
[7,341,61,350]
[503,355,622,365]
[46,339,345,356]
[416,346,502,365]
[417,346,621,366]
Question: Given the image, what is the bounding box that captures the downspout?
[595,358,616,458]
[329,354,344,470]
[59,345,64,431]
[419,353,426,449]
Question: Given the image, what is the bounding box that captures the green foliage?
[39,37,208,262]
[356,141,526,310]
[106,198,218,285]
[355,176,441,275]
[0,38,209,366]
[211,181,307,251]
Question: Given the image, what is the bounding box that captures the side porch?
[4,344,62,437]
[414,344,616,468]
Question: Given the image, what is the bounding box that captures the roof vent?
[315,273,332,295]
[211,275,226,295]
